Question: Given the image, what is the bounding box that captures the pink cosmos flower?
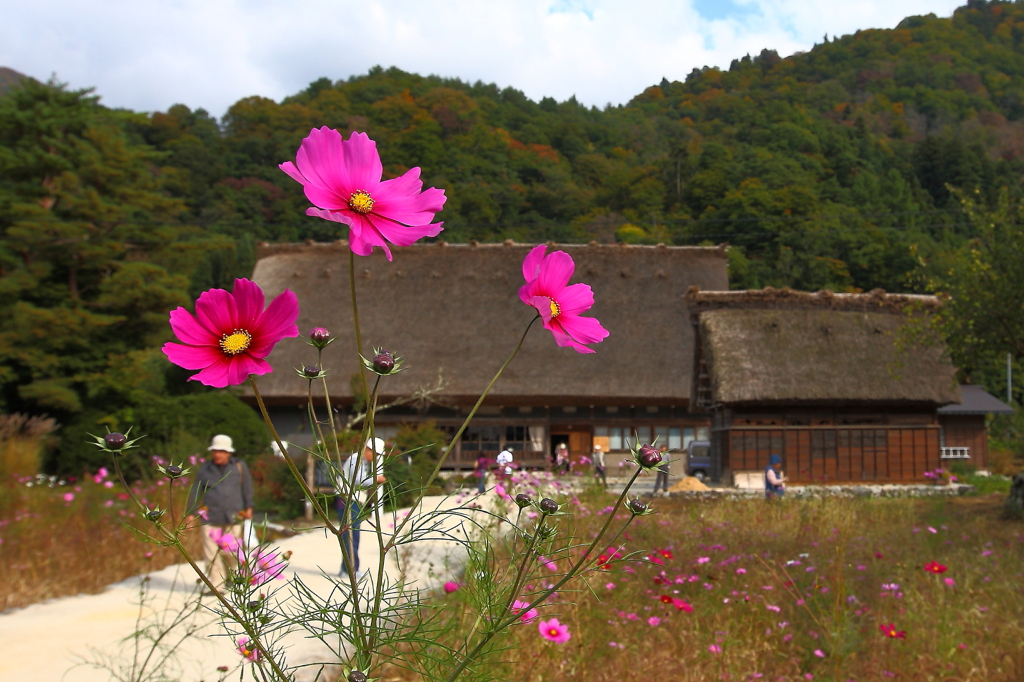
[814,649,825,658]
[673,598,693,612]
[279,128,446,260]
[943,577,955,587]
[63,492,74,503]
[236,637,261,663]
[519,245,609,354]
[538,617,571,643]
[209,527,241,554]
[444,581,460,594]
[512,599,539,623]
[237,547,288,586]
[708,644,722,654]
[163,278,299,387]
[494,483,511,501]
[538,555,557,571]
[648,616,661,627]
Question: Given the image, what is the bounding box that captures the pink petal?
[529,295,557,323]
[162,342,222,370]
[544,324,595,354]
[185,356,231,387]
[346,213,390,259]
[168,307,217,345]
[340,131,384,191]
[556,283,595,315]
[250,289,300,354]
[231,278,266,329]
[522,244,547,282]
[366,212,443,246]
[558,314,609,346]
[194,287,238,335]
[372,167,447,225]
[519,280,540,307]
[293,127,353,209]
[278,161,306,186]
[537,250,575,295]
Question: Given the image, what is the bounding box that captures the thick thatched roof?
[251,241,728,404]
[691,289,961,406]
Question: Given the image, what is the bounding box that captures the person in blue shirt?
[765,454,786,500]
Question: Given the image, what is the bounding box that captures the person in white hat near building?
[185,434,254,591]
[336,437,387,577]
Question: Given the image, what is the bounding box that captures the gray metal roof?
[937,385,1015,415]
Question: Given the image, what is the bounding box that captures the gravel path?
[0,493,494,682]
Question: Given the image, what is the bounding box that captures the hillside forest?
[4,0,1024,473]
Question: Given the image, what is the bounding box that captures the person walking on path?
[185,434,254,591]
[337,437,387,577]
[592,443,606,487]
[555,443,570,474]
[653,444,671,493]
[765,454,786,500]
[474,455,490,494]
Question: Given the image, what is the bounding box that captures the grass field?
[421,488,1024,682]
[0,468,199,612]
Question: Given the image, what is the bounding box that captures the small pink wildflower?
[708,644,722,654]
[697,557,710,564]
[736,568,746,575]
[538,618,571,643]
[814,649,825,658]
[605,582,616,590]
[944,577,955,587]
[236,637,260,662]
[648,616,661,627]
[443,581,460,593]
[63,492,74,503]
[512,599,539,623]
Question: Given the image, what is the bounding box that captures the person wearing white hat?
[592,443,607,487]
[185,434,254,591]
[336,437,387,577]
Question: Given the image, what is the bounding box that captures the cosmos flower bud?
[638,444,662,468]
[143,508,165,522]
[627,498,648,515]
[303,365,322,378]
[372,350,395,374]
[105,432,127,450]
[539,498,559,514]
[515,493,532,508]
[165,465,183,478]
[348,671,368,682]
[309,327,332,348]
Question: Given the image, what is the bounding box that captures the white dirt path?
[0,492,498,682]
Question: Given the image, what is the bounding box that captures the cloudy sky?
[1,0,964,117]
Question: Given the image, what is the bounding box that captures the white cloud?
[0,0,964,117]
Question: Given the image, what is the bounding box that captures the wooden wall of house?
[940,415,988,470]
[725,426,941,483]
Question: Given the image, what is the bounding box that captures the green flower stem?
[341,376,382,664]
[111,457,289,682]
[446,465,644,682]
[499,516,544,621]
[250,376,337,535]
[349,249,370,404]
[387,315,539,547]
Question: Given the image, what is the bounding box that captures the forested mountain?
[143,0,1024,294]
[4,0,1024,471]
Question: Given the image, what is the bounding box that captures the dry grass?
[0,470,200,612]
[0,413,58,480]
[400,490,1024,682]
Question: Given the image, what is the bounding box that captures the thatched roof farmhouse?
[250,241,729,468]
[686,288,971,484]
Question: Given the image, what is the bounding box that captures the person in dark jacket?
[186,434,254,590]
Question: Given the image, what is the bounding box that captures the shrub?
[50,393,268,478]
[385,420,448,509]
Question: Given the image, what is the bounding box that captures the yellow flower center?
[219,329,252,356]
[548,298,561,319]
[349,190,375,214]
